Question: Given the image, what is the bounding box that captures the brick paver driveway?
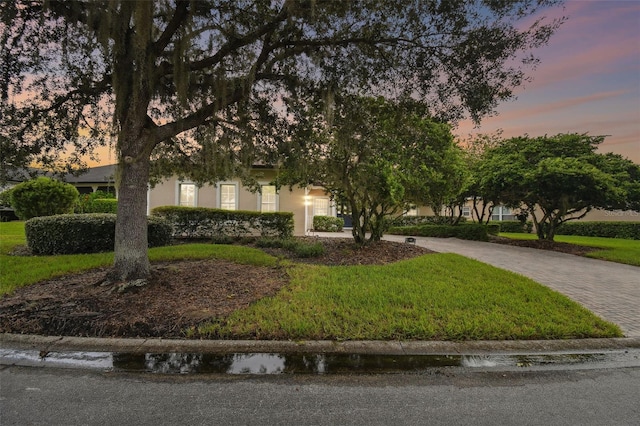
[383,235,640,337]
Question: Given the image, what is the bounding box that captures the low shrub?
[496,221,533,234]
[10,177,79,220]
[388,215,467,227]
[75,190,117,213]
[152,206,294,239]
[487,223,501,236]
[25,214,172,255]
[313,215,344,232]
[0,188,13,208]
[556,221,640,240]
[84,199,117,213]
[293,241,325,258]
[388,223,489,241]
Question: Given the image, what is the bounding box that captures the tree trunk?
[110,157,151,281]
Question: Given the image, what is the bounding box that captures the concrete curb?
[3,333,640,355]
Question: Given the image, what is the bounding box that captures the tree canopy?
[283,95,460,244]
[479,133,640,240]
[1,0,565,281]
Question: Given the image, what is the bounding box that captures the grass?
[196,254,621,340]
[500,232,640,267]
[0,221,623,340]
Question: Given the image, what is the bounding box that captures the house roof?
[63,164,117,184]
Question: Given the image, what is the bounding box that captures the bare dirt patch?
[0,238,433,338]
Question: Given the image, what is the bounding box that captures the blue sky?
[456,0,640,163]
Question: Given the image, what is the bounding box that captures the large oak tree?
[1,0,564,281]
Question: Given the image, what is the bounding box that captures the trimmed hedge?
[313,215,344,232]
[388,223,489,241]
[556,221,640,240]
[495,220,533,234]
[151,206,294,239]
[25,213,172,255]
[83,198,118,213]
[388,215,467,227]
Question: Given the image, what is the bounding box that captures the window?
[462,206,471,218]
[260,185,277,212]
[491,205,516,221]
[219,184,236,210]
[313,198,329,217]
[179,183,196,207]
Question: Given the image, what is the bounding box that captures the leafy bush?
[292,241,325,258]
[388,215,467,227]
[388,223,489,241]
[0,188,13,208]
[313,215,344,232]
[10,177,79,220]
[75,190,117,213]
[486,224,500,236]
[496,220,533,233]
[25,214,172,255]
[556,221,640,240]
[151,206,294,239]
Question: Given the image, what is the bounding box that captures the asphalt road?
[2,365,639,425]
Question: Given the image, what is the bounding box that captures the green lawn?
[500,233,640,266]
[0,222,623,340]
[197,254,620,340]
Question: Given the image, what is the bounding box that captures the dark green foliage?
[313,216,344,232]
[82,199,117,214]
[0,188,13,208]
[152,206,294,239]
[556,221,640,240]
[292,242,325,258]
[495,221,533,233]
[486,224,501,236]
[479,134,640,240]
[388,215,467,227]
[389,224,489,241]
[25,214,172,255]
[75,191,117,213]
[9,177,79,220]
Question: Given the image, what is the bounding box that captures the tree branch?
[153,0,190,54]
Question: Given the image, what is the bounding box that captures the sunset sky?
[456,0,640,163]
[88,0,639,166]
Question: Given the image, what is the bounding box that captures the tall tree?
[1,0,564,281]
[479,133,640,240]
[284,95,459,244]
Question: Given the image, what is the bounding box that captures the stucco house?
[147,167,336,236]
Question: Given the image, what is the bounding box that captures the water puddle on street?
[2,348,639,374]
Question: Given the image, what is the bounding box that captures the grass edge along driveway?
[500,232,640,267]
[0,222,622,341]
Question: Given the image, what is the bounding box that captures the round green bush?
[10,177,79,220]
[25,213,173,255]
